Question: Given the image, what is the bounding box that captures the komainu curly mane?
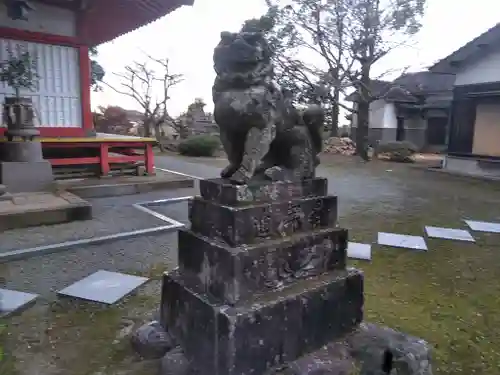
[212,30,323,184]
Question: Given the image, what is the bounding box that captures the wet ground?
[2,154,500,375]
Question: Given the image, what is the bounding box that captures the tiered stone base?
[159,177,364,375]
[162,268,363,375]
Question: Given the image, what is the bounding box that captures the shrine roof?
[38,0,195,45]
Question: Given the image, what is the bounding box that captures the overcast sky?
[91,0,500,119]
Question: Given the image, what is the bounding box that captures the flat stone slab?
[464,219,500,233]
[425,226,475,242]
[178,227,348,304]
[199,178,328,205]
[58,173,194,199]
[347,242,371,261]
[161,268,363,375]
[0,288,38,318]
[189,195,338,246]
[378,232,428,251]
[57,270,149,304]
[0,191,92,230]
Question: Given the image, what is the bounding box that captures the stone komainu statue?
[212,31,324,184]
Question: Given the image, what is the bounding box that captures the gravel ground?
[0,187,197,252]
[155,156,222,179]
[146,201,190,226]
[2,191,196,296]
[154,154,403,216]
[3,230,179,296]
[88,187,197,209]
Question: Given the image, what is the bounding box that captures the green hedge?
[178,135,220,157]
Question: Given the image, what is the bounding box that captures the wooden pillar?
[449,86,476,154]
[99,143,110,176]
[145,143,155,175]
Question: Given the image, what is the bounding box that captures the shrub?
[375,140,418,163]
[178,135,220,157]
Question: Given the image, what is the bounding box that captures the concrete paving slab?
[57,270,149,305]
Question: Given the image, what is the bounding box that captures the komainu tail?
[302,104,325,161]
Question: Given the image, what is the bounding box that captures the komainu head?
[213,31,271,75]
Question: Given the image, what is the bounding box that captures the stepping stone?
[57,270,149,305]
[465,220,500,233]
[347,242,371,260]
[0,288,38,318]
[425,226,475,242]
[377,232,428,251]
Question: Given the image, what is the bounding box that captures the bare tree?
[342,0,425,160]
[247,0,425,159]
[105,54,185,150]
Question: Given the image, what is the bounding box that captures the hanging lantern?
[5,0,35,21]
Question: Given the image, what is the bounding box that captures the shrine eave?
[75,0,195,46]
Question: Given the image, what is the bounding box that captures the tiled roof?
[79,0,195,46]
[345,72,454,102]
[344,79,391,101]
[391,72,455,94]
[429,22,500,73]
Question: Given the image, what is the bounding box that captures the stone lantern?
[0,45,53,193]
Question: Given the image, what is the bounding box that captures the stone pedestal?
[0,160,53,192]
[1,141,44,162]
[160,177,364,375]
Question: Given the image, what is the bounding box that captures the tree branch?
[103,52,184,138]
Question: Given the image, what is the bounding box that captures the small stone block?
[425,226,475,242]
[284,323,433,375]
[189,195,338,246]
[0,288,38,318]
[378,232,428,251]
[178,227,348,304]
[465,219,500,233]
[347,242,371,261]
[346,323,433,375]
[161,268,363,375]
[199,178,328,205]
[11,196,27,205]
[0,192,12,201]
[284,341,355,375]
[57,270,149,304]
[131,321,174,359]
